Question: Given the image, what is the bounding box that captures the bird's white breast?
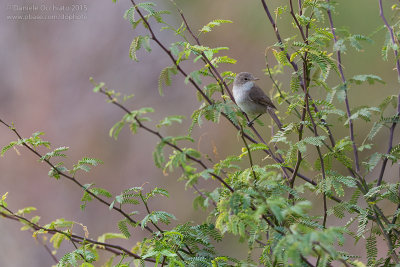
[233,82,264,114]
[233,82,253,103]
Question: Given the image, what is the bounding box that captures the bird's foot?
[247,121,254,127]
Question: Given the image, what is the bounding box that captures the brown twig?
[377,0,400,186]
[326,0,360,173]
[99,88,234,192]
[0,205,153,262]
[130,0,327,192]
[0,118,155,234]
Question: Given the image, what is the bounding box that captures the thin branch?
[290,99,308,188]
[289,0,306,41]
[41,240,59,263]
[175,5,231,100]
[377,0,400,186]
[99,88,234,192]
[130,0,213,106]
[0,206,154,262]
[298,0,303,15]
[326,0,360,173]
[304,68,328,230]
[299,9,328,228]
[0,118,155,234]
[139,193,163,233]
[130,0,322,188]
[301,256,316,267]
[377,122,397,186]
[260,0,336,148]
[374,213,400,263]
[240,126,258,181]
[177,2,286,131]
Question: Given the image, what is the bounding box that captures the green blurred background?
[0,0,398,265]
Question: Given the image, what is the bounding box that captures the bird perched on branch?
[232,72,282,128]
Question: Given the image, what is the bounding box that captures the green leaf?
[50,233,67,249]
[273,49,291,66]
[157,115,184,128]
[302,136,327,147]
[349,74,384,85]
[333,39,347,53]
[147,187,169,198]
[184,148,202,159]
[118,220,131,238]
[48,162,68,179]
[90,187,112,198]
[308,51,338,80]
[349,34,373,51]
[363,152,381,172]
[200,19,233,33]
[210,56,237,66]
[40,146,69,161]
[366,235,377,266]
[346,107,380,123]
[367,122,383,141]
[1,141,18,156]
[141,211,176,229]
[97,233,127,244]
[129,35,151,61]
[129,36,142,61]
[123,7,135,25]
[109,120,125,140]
[158,66,178,96]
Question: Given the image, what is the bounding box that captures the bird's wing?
[249,85,277,109]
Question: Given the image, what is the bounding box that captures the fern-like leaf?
[199,19,232,33]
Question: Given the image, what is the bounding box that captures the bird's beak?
[253,77,260,81]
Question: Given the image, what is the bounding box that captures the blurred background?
[0,0,398,266]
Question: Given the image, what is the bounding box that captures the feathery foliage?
[2,0,400,266]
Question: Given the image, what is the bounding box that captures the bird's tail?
[267,109,283,130]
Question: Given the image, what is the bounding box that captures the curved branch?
[0,118,154,233]
[0,205,154,262]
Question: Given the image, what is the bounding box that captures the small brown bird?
[232,72,281,128]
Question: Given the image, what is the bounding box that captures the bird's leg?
[247,113,262,126]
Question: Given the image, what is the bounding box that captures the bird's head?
[233,72,259,88]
